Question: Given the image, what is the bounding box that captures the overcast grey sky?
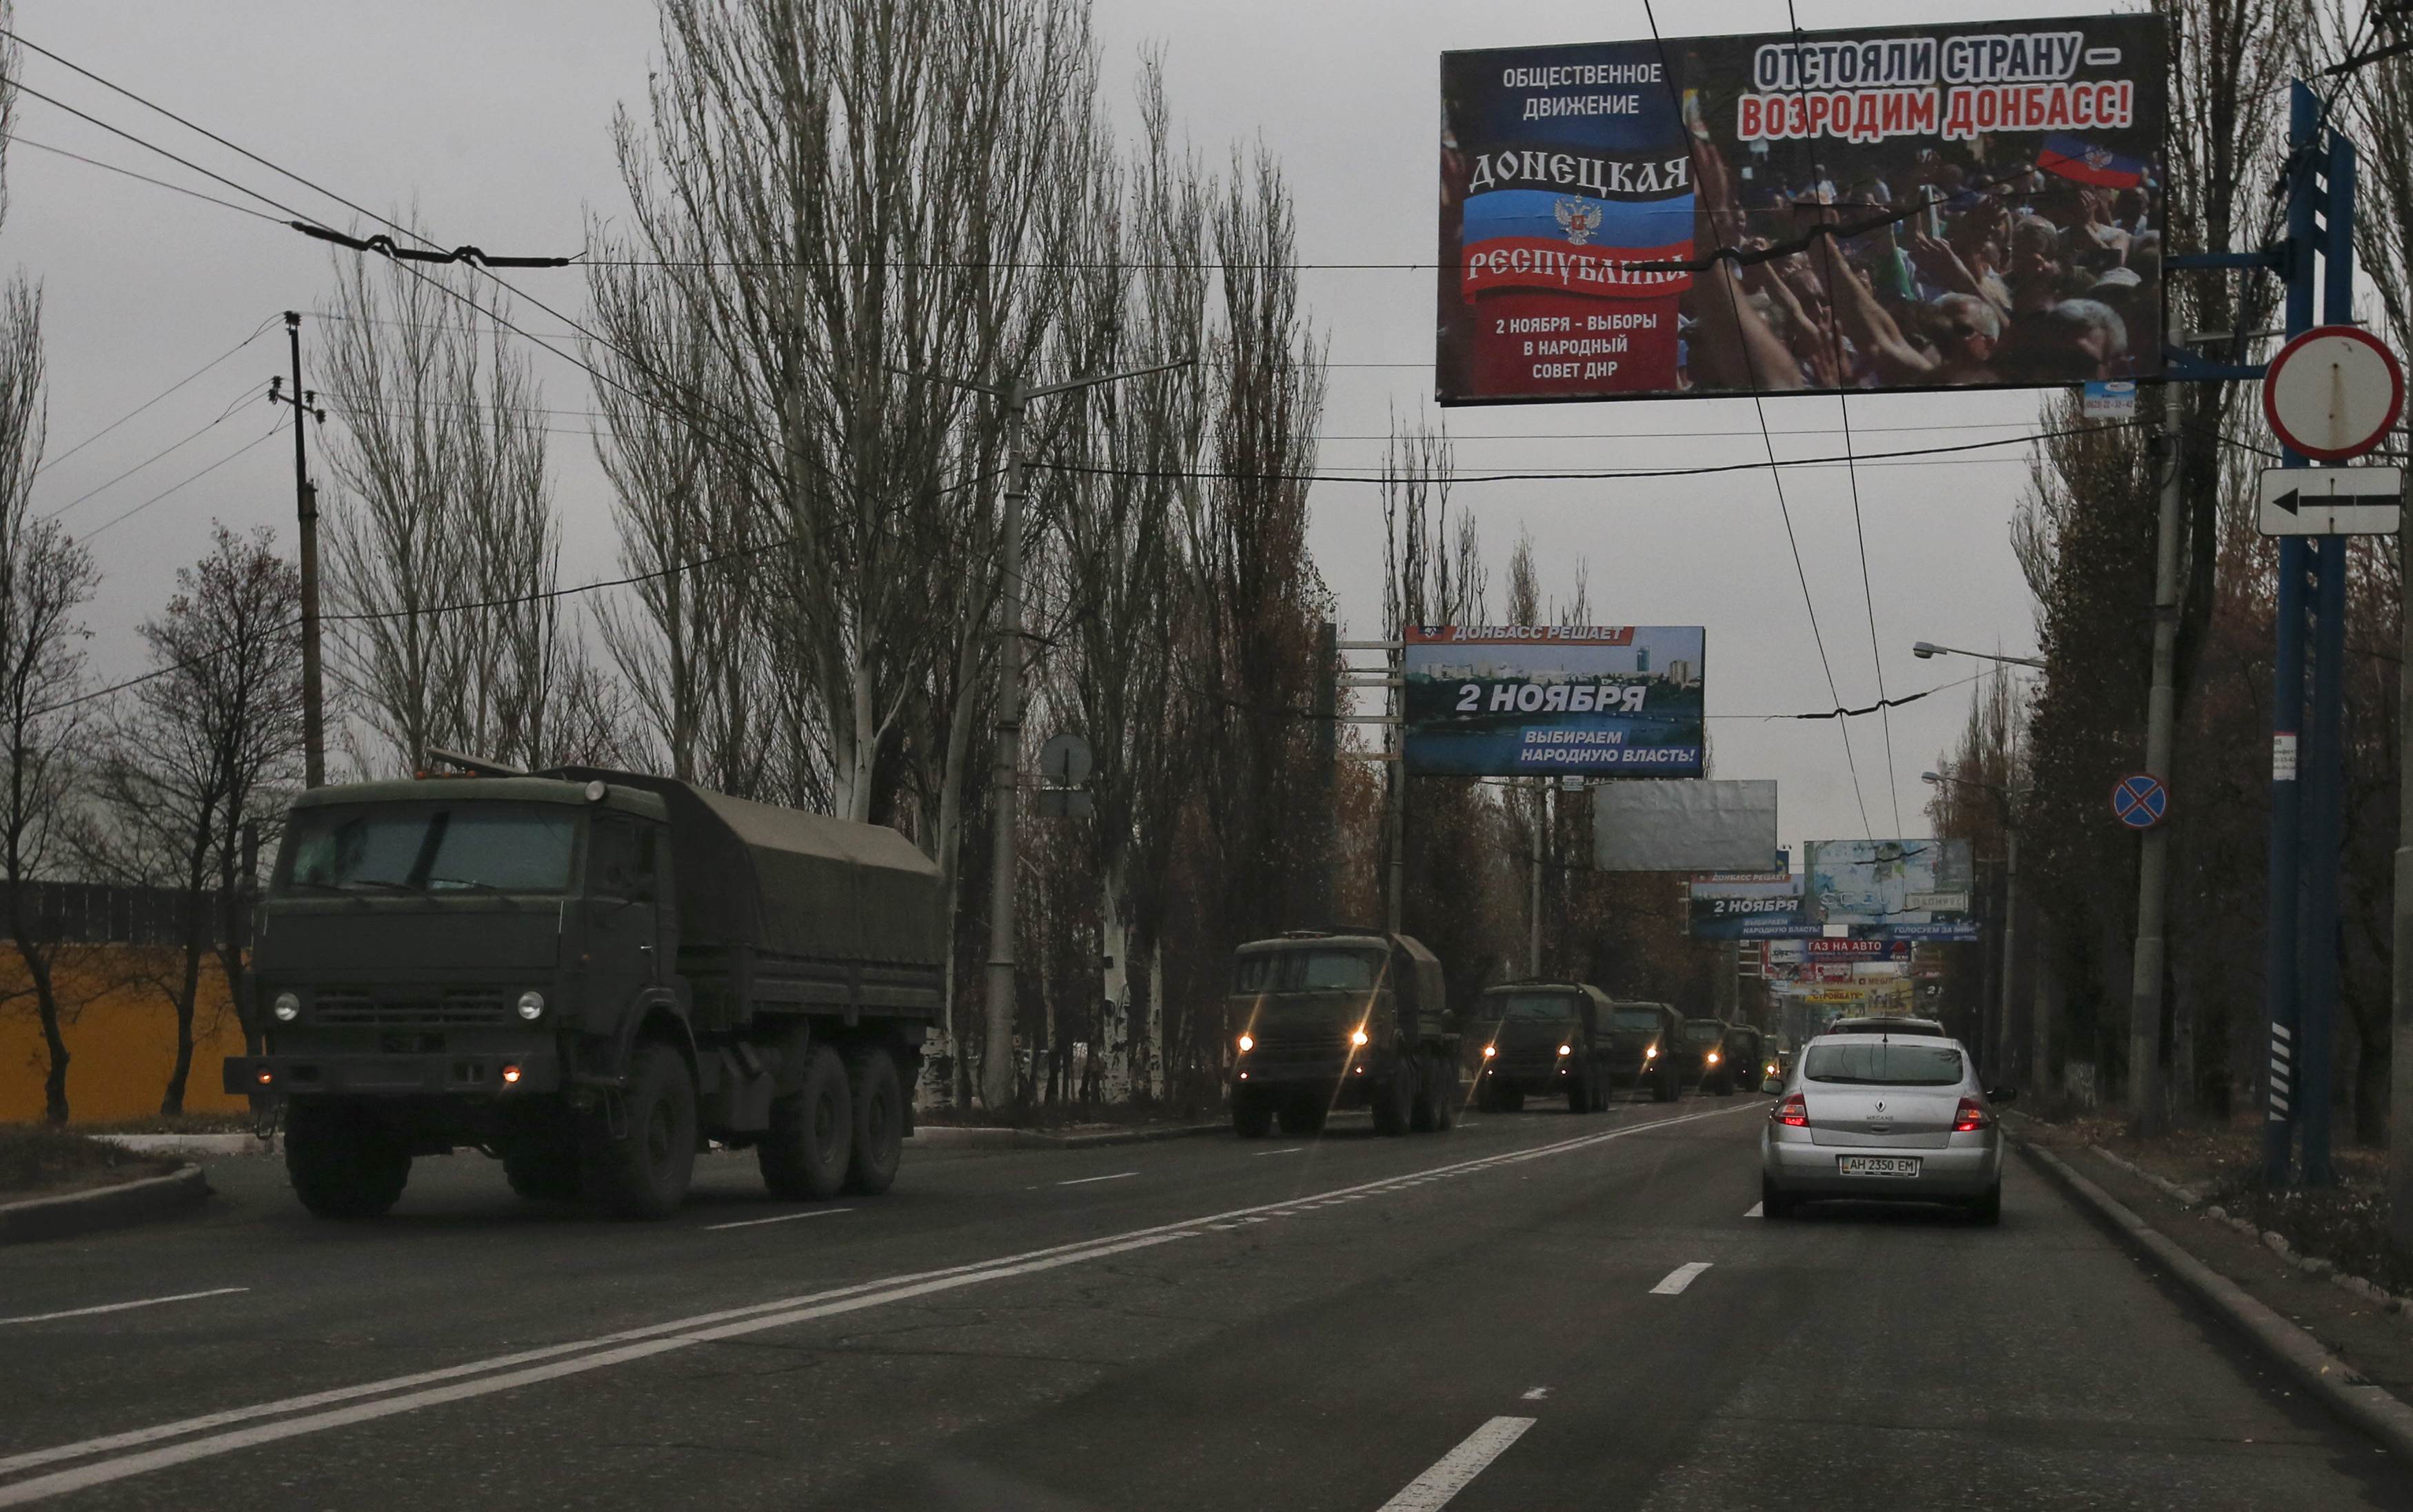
[8,0,2123,856]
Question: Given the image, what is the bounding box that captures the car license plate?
[1837,1155,1921,1178]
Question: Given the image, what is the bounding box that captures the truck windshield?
[1484,993,1579,1020]
[282,805,580,896]
[1610,1009,1662,1031]
[1231,949,1386,993]
[1682,1020,1723,1044]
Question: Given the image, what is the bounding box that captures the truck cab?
[1224,930,1459,1138]
[1679,1016,1735,1095]
[1604,999,1684,1102]
[1469,980,1614,1113]
[228,767,942,1220]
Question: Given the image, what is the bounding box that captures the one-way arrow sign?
[2256,467,2403,537]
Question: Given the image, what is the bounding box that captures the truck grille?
[314,991,512,1027]
[1251,1029,1351,1065]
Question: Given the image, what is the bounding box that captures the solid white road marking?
[0,1288,249,1329]
[1057,1171,1138,1187]
[1375,1416,1536,1511]
[1744,1202,1763,1218]
[0,1102,1753,1500]
[1519,1387,1551,1402]
[704,1208,855,1231]
[1650,1262,1714,1296]
[1255,1147,1304,1156]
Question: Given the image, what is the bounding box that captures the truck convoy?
[1224,929,1460,1138]
[225,765,944,1220]
[1468,980,1617,1113]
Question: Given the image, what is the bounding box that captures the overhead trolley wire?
[35,315,278,476]
[1639,0,1874,840]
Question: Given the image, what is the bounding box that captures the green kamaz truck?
[224,763,942,1220]
[1223,929,1460,1138]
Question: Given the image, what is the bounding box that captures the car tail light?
[1775,1093,1808,1127]
[1954,1097,1989,1132]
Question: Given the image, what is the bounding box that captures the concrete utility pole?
[1313,621,1338,920]
[274,312,327,789]
[1528,778,1545,976]
[2128,418,2183,1134]
[905,357,1190,1113]
[1999,821,2020,1082]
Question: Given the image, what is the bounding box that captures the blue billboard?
[1402,625,1704,776]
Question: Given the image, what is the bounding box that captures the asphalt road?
[2,1091,2407,1511]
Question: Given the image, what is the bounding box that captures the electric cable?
[83,418,288,540]
[41,377,266,519]
[35,315,277,476]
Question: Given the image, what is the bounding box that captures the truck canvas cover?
[555,769,942,969]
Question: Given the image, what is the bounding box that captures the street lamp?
[1921,769,2027,1085]
[1911,641,2046,670]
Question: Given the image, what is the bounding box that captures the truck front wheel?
[284,1101,410,1220]
[583,1040,698,1219]
[758,1045,852,1200]
[842,1046,904,1196]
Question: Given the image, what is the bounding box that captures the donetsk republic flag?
[1453,177,1694,400]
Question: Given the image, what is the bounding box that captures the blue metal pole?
[2261,81,2320,1187]
[2302,537,2345,1185]
[2296,127,2359,1187]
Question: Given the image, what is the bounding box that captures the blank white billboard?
[1594,779,1777,872]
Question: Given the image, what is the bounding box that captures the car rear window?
[1802,1042,1964,1087]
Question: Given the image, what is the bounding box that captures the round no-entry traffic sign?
[2111,772,2168,830]
[2263,325,2404,461]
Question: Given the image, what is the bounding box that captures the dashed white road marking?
[1650,1262,1714,1296]
[1744,1202,1763,1218]
[0,1289,249,1329]
[704,1208,854,1232]
[1057,1171,1138,1187]
[1375,1415,1536,1511]
[1255,1147,1304,1156]
[0,1102,1751,1504]
[1520,1387,1551,1402]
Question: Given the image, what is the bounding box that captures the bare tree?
[321,249,583,774]
[82,525,302,1112]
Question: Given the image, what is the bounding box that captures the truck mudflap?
[223,1050,565,1098]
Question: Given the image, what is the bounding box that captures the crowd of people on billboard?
[1678,125,2159,394]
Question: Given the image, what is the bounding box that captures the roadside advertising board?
[1402,626,1704,776]
[1593,779,1776,870]
[1438,14,2168,403]
[1688,871,1810,940]
[1804,838,1979,941]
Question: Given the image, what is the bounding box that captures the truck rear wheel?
[583,1040,698,1219]
[758,1045,852,1200]
[842,1046,904,1196]
[285,1101,410,1219]
[1232,1087,1274,1138]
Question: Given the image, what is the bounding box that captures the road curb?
[910,1120,1225,1149]
[2018,1138,2413,1464]
[92,1132,277,1158]
[0,1165,212,1244]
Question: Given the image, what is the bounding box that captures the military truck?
[1720,1024,1767,1096]
[1224,929,1459,1138]
[224,763,943,1220]
[1677,1016,1735,1096]
[1604,999,1684,1102]
[1468,980,1615,1113]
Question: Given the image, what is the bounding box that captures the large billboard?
[1438,14,2166,403]
[1688,870,1812,940]
[1804,838,1978,941]
[1402,626,1704,776]
[1593,779,1775,871]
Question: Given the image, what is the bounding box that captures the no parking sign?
[2111,773,2168,830]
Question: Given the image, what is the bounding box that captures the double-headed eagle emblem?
[1554,196,1606,245]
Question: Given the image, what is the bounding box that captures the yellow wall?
[0,947,248,1122]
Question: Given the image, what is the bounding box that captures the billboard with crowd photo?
[1401,625,1704,776]
[1804,838,1979,941]
[1437,14,2166,403]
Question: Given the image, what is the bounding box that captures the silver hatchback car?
[1759,1032,2015,1224]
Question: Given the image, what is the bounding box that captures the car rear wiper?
[341,878,427,896]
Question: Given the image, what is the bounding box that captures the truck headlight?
[1237,1033,1253,1053]
[516,990,546,1022]
[1351,1028,1369,1047]
[272,991,300,1023]
[1707,1051,1721,1065]
[1557,1044,1572,1056]
[1482,1045,1496,1058]
[1646,1045,1659,1059]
